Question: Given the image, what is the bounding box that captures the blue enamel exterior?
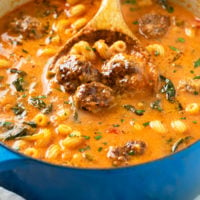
[0,142,200,200]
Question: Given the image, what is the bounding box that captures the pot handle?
[0,144,27,172]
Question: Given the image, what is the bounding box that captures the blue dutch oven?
[1,0,200,199]
[1,142,200,200]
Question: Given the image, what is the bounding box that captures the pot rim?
[1,140,199,172]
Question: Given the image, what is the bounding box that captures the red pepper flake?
[106,128,121,134]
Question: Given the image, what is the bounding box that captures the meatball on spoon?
[48,0,158,88]
[47,0,158,113]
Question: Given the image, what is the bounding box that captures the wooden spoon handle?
[88,0,136,39]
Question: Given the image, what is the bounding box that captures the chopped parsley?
[169,46,180,52]
[180,117,186,120]
[193,76,200,80]
[79,146,90,152]
[132,20,138,25]
[177,37,185,43]
[85,46,93,51]
[22,49,29,54]
[94,135,102,140]
[83,135,90,140]
[143,122,150,127]
[112,124,120,127]
[98,147,103,152]
[194,58,200,68]
[135,110,145,116]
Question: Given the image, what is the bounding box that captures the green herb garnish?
[194,58,200,68]
[79,146,90,152]
[143,122,150,127]
[169,46,180,52]
[11,103,25,115]
[177,37,185,43]
[94,135,102,140]
[160,75,176,103]
[12,77,24,92]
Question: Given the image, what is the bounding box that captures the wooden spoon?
[49,0,145,69]
[48,0,158,90]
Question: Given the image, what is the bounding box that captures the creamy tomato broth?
[0,0,199,168]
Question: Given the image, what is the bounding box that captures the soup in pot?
[0,0,200,168]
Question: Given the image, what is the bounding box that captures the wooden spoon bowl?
[47,0,158,91]
[49,0,145,70]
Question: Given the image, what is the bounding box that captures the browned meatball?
[138,13,170,39]
[102,53,152,92]
[9,15,47,39]
[56,55,101,93]
[107,140,147,166]
[73,82,115,113]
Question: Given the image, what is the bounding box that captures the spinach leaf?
[12,77,24,92]
[160,75,176,103]
[23,121,37,128]
[123,104,136,113]
[157,0,174,13]
[0,127,29,141]
[10,68,27,76]
[150,100,163,111]
[11,103,25,115]
[171,136,192,152]
[42,103,53,114]
[29,97,46,109]
[123,104,145,116]
[0,121,14,130]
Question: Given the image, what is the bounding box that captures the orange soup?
[0,0,200,168]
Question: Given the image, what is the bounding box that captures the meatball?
[178,79,200,94]
[73,82,115,113]
[138,13,170,39]
[102,53,155,92]
[56,55,101,93]
[107,140,147,166]
[9,15,47,39]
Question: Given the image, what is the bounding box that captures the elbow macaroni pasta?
[34,114,49,127]
[0,58,11,68]
[46,144,61,159]
[185,103,200,114]
[70,4,86,17]
[70,41,96,60]
[146,44,165,56]
[93,40,111,59]
[171,120,187,133]
[72,17,87,30]
[149,120,167,133]
[109,40,127,55]
[24,147,39,158]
